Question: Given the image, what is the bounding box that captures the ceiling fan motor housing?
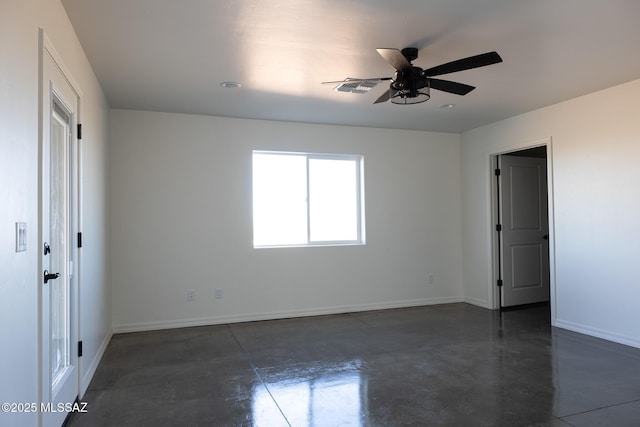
[391,67,431,104]
[392,67,424,89]
[401,47,419,62]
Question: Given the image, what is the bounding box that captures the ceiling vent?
[333,79,378,94]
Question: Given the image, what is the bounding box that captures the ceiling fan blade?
[373,88,397,104]
[321,77,391,85]
[423,51,503,77]
[376,48,412,71]
[424,78,476,95]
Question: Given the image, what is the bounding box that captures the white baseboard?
[463,297,492,309]
[554,318,640,350]
[112,297,464,333]
[79,331,112,398]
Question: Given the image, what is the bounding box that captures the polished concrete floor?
[67,303,640,426]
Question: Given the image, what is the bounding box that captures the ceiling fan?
[322,48,503,105]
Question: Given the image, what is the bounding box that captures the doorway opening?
[490,144,554,316]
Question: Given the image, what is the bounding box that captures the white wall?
[0,1,111,425]
[110,110,463,331]
[461,78,640,348]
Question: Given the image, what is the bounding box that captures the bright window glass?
[309,158,358,242]
[252,151,364,247]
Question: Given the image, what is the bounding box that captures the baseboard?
[554,318,640,350]
[79,330,112,398]
[112,297,464,333]
[463,296,492,309]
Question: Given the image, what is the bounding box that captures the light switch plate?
[16,222,27,252]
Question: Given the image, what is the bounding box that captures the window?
[252,151,364,247]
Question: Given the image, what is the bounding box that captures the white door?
[499,155,549,307]
[41,35,80,427]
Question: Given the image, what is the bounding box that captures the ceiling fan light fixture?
[391,88,430,105]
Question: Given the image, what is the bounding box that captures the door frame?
[38,29,83,426]
[487,138,556,320]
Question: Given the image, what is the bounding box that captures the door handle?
[543,235,548,240]
[44,270,60,284]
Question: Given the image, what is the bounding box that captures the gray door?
[499,155,549,307]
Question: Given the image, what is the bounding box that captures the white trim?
[42,31,83,100]
[463,297,492,309]
[554,319,640,350]
[112,297,464,333]
[546,141,558,325]
[79,332,112,398]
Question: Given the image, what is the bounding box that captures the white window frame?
[252,150,365,248]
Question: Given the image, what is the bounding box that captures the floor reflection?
[67,304,640,426]
[253,360,367,426]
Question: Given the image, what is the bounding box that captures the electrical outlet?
[214,288,223,300]
[427,274,435,285]
[187,289,196,301]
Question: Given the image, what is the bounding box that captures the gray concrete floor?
[67,303,640,426]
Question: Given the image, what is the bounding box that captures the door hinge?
[78,340,83,358]
[77,232,83,248]
[77,123,82,140]
[496,224,502,232]
[497,279,503,287]
[494,168,501,176]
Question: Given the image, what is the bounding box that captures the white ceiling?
[61,0,640,133]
